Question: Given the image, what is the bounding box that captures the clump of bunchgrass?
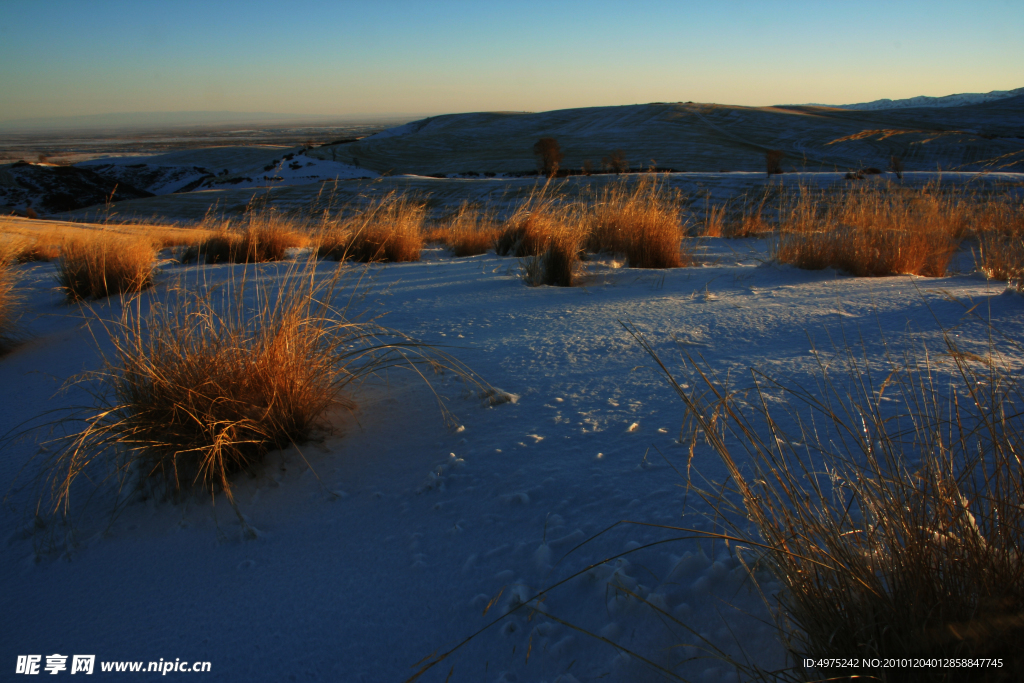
[522,211,588,287]
[183,208,305,264]
[495,184,562,258]
[319,192,426,263]
[587,174,690,268]
[33,258,484,526]
[56,232,155,300]
[625,319,1024,680]
[774,183,967,277]
[698,196,728,238]
[13,230,63,262]
[443,203,500,257]
[977,234,1024,290]
[0,242,22,352]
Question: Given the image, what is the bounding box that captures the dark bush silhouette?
[533,138,563,177]
[889,153,905,180]
[766,149,784,175]
[603,149,629,174]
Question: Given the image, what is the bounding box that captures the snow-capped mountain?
[804,87,1024,111]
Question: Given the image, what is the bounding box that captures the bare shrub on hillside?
[765,149,784,175]
[533,137,563,178]
[890,152,906,180]
[602,149,629,174]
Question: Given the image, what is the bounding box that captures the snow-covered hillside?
[2,233,1023,681]
[0,161,152,215]
[78,146,377,196]
[306,99,1024,176]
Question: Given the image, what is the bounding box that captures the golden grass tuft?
[443,203,500,258]
[773,183,979,277]
[0,242,22,352]
[698,198,728,238]
[495,187,561,258]
[317,192,426,263]
[586,175,689,268]
[522,213,588,287]
[183,209,306,264]
[34,259,484,523]
[56,232,155,300]
[14,230,63,263]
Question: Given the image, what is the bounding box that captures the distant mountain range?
[799,87,1024,111]
[0,111,424,132]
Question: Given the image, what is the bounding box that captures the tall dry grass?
[317,192,425,263]
[495,184,564,259]
[13,230,63,263]
[0,242,22,352]
[587,175,690,268]
[974,197,1024,288]
[33,259,483,525]
[440,203,500,257]
[626,321,1024,680]
[495,184,589,286]
[183,209,305,264]
[522,215,589,287]
[56,232,155,300]
[773,183,991,277]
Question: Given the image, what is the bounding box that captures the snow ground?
[2,239,1023,682]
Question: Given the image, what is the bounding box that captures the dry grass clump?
[775,224,957,277]
[522,215,588,287]
[774,183,969,277]
[442,203,500,257]
[978,234,1024,289]
[0,242,22,352]
[627,322,1024,680]
[34,259,482,522]
[183,210,306,264]
[494,184,588,286]
[495,187,562,258]
[587,175,689,268]
[56,232,155,300]
[13,230,63,262]
[317,192,426,263]
[145,227,213,251]
[974,198,1024,288]
[698,198,728,238]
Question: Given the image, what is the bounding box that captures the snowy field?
[3,233,1024,681]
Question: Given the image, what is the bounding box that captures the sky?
[1,0,1022,123]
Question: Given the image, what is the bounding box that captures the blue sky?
[1,0,1021,121]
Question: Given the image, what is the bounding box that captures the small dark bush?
[533,138,563,178]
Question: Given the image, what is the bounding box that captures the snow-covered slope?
[306,100,1024,176]
[78,146,377,196]
[2,234,1023,681]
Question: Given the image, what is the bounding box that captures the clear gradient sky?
[1,0,1021,122]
